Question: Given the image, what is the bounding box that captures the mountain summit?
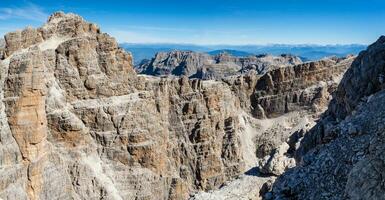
[0,11,383,200]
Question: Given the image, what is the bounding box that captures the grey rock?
[136,51,303,79]
[0,11,356,200]
[270,36,385,200]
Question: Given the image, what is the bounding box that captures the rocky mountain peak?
[47,11,82,23]
[43,11,100,37]
[330,35,385,120]
[0,11,368,200]
[136,50,305,79]
[2,11,102,58]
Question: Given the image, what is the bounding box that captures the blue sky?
[0,0,384,45]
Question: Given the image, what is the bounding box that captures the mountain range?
[135,50,304,79]
[1,11,384,200]
[121,43,366,64]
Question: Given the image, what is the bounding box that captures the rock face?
[251,57,354,118]
[0,12,354,200]
[223,56,354,119]
[269,36,385,200]
[0,38,5,59]
[136,51,303,79]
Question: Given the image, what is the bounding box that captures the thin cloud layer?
[0,3,48,22]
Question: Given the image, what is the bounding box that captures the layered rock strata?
[136,51,303,79]
[0,12,354,200]
[269,36,385,200]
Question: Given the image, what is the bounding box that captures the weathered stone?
[252,57,353,118]
[270,36,385,200]
[258,143,296,176]
[0,12,356,200]
[136,50,303,79]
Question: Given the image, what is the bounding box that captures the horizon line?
[119,42,369,47]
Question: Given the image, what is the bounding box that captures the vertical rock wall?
[0,12,353,200]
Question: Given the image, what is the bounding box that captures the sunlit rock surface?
[0,12,354,200]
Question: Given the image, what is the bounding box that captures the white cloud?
[0,3,48,22]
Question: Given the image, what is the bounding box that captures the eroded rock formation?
[0,12,354,200]
[269,36,385,200]
[136,50,303,79]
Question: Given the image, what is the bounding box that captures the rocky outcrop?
[269,36,385,200]
[251,57,354,118]
[221,56,353,119]
[0,38,5,59]
[136,51,303,79]
[136,51,212,77]
[0,12,247,200]
[0,12,354,200]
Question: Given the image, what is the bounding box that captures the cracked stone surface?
[270,36,385,200]
[0,12,354,200]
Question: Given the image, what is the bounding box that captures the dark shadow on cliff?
[244,167,273,177]
[266,35,385,199]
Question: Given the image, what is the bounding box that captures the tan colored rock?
[4,27,43,57]
[136,50,302,79]
[0,12,354,200]
[270,36,385,200]
[252,57,353,118]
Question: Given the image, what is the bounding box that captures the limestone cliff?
[269,37,385,199]
[0,12,353,200]
[136,51,303,79]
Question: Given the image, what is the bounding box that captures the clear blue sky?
[0,0,384,45]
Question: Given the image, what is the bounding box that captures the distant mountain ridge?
[135,50,303,79]
[121,43,366,64]
[207,49,253,57]
[1,11,379,200]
